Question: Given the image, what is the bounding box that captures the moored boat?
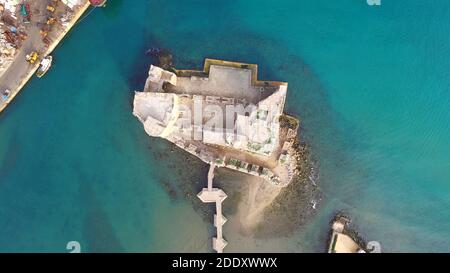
[89,0,107,7]
[36,56,53,78]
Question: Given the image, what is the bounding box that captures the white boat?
[36,56,53,78]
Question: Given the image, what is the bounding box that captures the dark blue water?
[0,0,448,252]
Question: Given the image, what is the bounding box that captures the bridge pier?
[197,163,228,253]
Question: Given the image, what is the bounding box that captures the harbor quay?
[0,0,99,115]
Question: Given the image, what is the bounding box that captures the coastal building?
[328,217,362,253]
[328,215,382,253]
[133,59,300,187]
[132,59,305,251]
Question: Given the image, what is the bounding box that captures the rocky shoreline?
[251,138,321,237]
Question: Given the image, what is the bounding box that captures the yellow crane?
[46,17,56,25]
[26,52,39,64]
[46,6,55,13]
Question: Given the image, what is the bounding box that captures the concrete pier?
[197,163,228,253]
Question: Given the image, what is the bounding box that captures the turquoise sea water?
[0,0,449,252]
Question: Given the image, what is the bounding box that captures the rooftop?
[133,59,299,186]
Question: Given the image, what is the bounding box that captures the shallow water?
[0,0,449,252]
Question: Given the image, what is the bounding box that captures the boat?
[89,0,107,7]
[36,56,53,78]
